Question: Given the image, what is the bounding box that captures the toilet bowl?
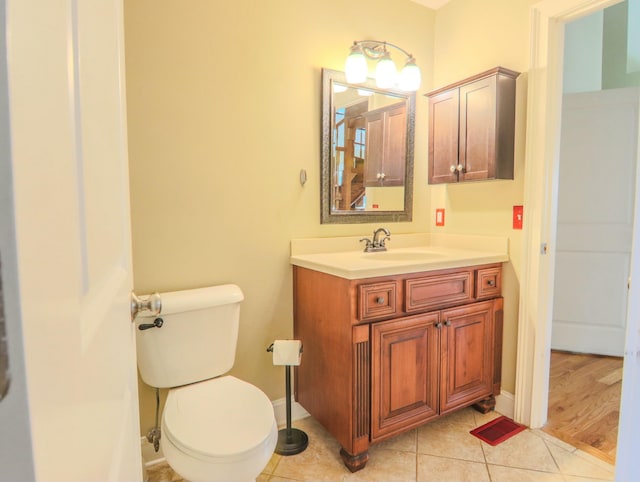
[135,285,277,482]
[161,376,277,482]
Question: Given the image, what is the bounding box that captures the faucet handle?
[360,237,374,251]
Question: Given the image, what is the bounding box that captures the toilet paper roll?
[272,340,303,366]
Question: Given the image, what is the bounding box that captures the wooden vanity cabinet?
[426,66,519,184]
[293,263,504,472]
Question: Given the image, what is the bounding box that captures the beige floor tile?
[546,442,615,480]
[271,417,352,481]
[417,414,485,463]
[532,429,580,453]
[147,462,185,482]
[373,429,417,453]
[488,464,566,482]
[472,408,504,427]
[564,475,615,482]
[263,452,283,475]
[344,449,416,481]
[417,454,490,482]
[482,429,560,473]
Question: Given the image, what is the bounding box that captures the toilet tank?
[135,284,244,388]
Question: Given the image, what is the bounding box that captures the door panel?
[5,0,141,480]
[440,301,494,413]
[371,313,439,442]
[459,77,496,181]
[552,88,639,356]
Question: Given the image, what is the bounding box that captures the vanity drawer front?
[405,271,473,313]
[476,267,502,299]
[359,281,400,321]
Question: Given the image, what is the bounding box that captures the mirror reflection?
[321,68,415,224]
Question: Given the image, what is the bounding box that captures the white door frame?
[515,0,629,429]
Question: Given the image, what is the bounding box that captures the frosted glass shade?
[399,60,421,91]
[345,47,367,84]
[375,53,396,89]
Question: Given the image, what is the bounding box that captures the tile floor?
[147,408,615,482]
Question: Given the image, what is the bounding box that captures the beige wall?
[431,0,535,393]
[124,0,435,435]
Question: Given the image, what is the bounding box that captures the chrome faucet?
[360,227,391,252]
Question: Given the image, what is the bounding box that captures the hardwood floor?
[543,350,623,465]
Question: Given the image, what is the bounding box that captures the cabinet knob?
[435,322,443,329]
[487,279,496,287]
[456,164,464,172]
[375,296,385,305]
[444,320,452,327]
[449,165,456,173]
[380,173,386,180]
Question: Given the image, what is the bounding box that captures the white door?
[2,0,141,480]
[552,88,639,356]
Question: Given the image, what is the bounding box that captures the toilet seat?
[163,375,276,464]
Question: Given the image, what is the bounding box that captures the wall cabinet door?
[371,312,440,442]
[364,103,406,187]
[440,301,495,413]
[428,89,459,184]
[427,67,518,184]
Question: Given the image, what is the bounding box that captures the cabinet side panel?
[293,267,354,451]
[495,74,516,179]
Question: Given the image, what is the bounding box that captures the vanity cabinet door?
[439,300,495,414]
[371,313,440,442]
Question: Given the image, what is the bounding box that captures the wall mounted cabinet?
[293,263,504,472]
[426,67,519,184]
[363,103,406,187]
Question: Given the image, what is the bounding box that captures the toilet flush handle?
[138,317,164,331]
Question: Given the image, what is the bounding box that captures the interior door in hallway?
[552,87,640,356]
[2,0,141,479]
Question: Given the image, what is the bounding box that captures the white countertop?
[290,233,509,280]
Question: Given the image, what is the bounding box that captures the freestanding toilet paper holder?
[267,340,308,455]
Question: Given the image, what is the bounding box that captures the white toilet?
[135,284,278,482]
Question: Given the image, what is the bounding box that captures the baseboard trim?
[495,390,515,419]
[271,397,310,426]
[140,398,311,467]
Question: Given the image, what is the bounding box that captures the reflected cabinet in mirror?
[321,68,415,224]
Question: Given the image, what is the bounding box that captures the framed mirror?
[321,68,415,224]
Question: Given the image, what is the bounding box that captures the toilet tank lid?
[141,284,244,317]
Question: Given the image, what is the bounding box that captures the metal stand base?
[274,364,308,456]
[275,427,309,455]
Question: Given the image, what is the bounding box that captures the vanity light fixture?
[345,40,421,91]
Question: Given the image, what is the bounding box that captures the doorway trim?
[515,0,623,429]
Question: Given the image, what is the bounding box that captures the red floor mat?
[470,415,526,446]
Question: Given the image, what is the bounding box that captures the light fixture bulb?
[399,57,421,91]
[333,83,347,93]
[375,51,396,89]
[345,44,368,84]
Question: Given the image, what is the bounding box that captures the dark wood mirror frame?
[320,68,415,224]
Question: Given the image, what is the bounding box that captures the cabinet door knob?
[435,322,443,329]
[444,320,452,327]
[487,279,496,287]
[456,164,464,172]
[449,165,456,173]
[375,296,385,305]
